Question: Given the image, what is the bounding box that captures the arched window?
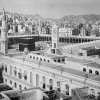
[30,55,32,58]
[1,63,4,71]
[44,59,46,62]
[62,58,65,62]
[42,76,46,89]
[57,81,60,87]
[5,64,7,73]
[90,89,95,96]
[30,72,33,84]
[14,67,17,76]
[14,82,17,88]
[95,71,99,75]
[19,85,21,90]
[65,84,69,95]
[24,70,27,80]
[49,79,53,90]
[47,60,50,62]
[24,87,27,90]
[33,56,35,59]
[10,66,13,75]
[36,74,39,86]
[40,58,42,61]
[18,69,22,79]
[89,69,92,73]
[58,59,60,63]
[83,68,86,72]
[10,80,12,84]
[54,43,56,48]
[57,81,60,92]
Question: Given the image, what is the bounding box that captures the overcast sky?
[0,0,100,18]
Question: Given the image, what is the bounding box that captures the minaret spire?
[0,8,8,54]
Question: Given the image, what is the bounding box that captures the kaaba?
[19,38,35,44]
[19,38,35,51]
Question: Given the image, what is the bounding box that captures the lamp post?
[84,74,88,86]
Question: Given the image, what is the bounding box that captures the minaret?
[51,22,59,54]
[1,8,8,54]
[38,20,42,35]
[12,12,16,33]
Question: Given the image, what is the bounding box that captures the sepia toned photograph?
[0,0,100,100]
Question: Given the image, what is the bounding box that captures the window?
[1,63,4,71]
[24,87,27,90]
[5,79,7,82]
[83,68,86,72]
[54,60,56,62]
[14,67,17,76]
[49,79,53,90]
[10,80,12,84]
[95,71,99,75]
[42,76,46,89]
[58,59,60,63]
[90,89,95,96]
[49,79,53,85]
[40,58,42,61]
[62,58,65,62]
[33,56,35,59]
[54,43,56,48]
[44,59,46,62]
[47,60,50,63]
[57,81,60,87]
[10,66,13,75]
[18,69,22,79]
[89,69,92,73]
[36,57,38,60]
[19,85,22,90]
[14,83,17,88]
[30,55,32,58]
[24,70,27,80]
[36,74,39,86]
[5,65,7,73]
[30,72,33,84]
[65,84,69,95]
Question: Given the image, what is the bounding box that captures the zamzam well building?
[0,9,100,98]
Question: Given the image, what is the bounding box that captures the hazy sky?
[0,0,100,18]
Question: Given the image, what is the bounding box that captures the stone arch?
[89,69,92,73]
[42,76,46,89]
[36,74,39,86]
[90,89,95,96]
[95,71,99,75]
[83,68,86,72]
[65,84,70,95]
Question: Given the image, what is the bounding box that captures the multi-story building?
[59,27,73,37]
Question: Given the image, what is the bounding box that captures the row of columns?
[8,36,95,45]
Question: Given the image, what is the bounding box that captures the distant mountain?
[1,11,100,24]
[58,14,100,24]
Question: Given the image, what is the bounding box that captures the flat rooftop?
[1,53,100,84]
[30,50,66,59]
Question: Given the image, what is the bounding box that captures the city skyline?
[0,0,100,18]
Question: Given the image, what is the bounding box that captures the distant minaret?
[51,22,59,54]
[38,20,42,35]
[12,12,16,33]
[1,8,8,54]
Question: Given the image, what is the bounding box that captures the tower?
[12,12,16,33]
[51,22,59,54]
[38,20,42,35]
[1,8,8,54]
